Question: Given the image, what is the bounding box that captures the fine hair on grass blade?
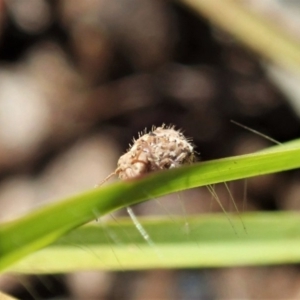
[223,182,247,233]
[98,218,124,268]
[231,120,282,145]
[176,192,190,236]
[206,184,237,234]
[126,207,163,261]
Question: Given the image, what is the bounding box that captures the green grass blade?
[6,212,300,273]
[0,140,300,271]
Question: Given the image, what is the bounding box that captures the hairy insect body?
[116,126,195,180]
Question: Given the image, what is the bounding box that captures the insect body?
[113,125,196,181]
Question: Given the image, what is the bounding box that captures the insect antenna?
[95,171,118,188]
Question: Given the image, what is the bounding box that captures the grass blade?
[0,140,300,271]
[6,212,300,273]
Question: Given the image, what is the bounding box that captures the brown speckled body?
[115,125,196,180]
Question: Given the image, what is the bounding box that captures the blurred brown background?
[0,0,300,299]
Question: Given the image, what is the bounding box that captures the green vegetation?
[1,139,300,273]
